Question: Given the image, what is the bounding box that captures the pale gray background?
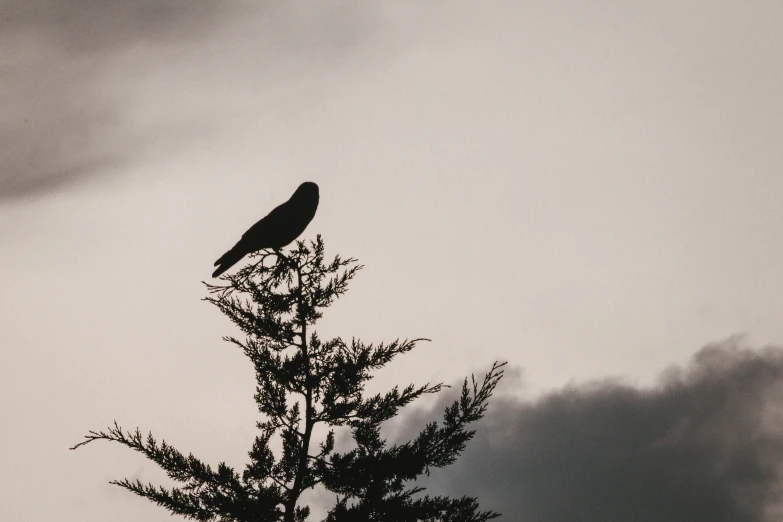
[2,1,782,521]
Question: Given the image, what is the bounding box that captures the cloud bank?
[400,340,783,522]
[1,1,390,202]
[0,0,231,200]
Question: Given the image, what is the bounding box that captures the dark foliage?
[72,235,504,521]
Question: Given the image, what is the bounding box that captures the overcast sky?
[2,1,782,521]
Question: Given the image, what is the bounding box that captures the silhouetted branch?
[74,236,502,521]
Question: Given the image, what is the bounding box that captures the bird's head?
[293,181,319,202]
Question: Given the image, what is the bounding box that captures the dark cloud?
[0,0,226,53]
[0,0,232,201]
[0,1,389,202]
[399,340,783,522]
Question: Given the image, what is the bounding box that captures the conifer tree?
[72,236,505,521]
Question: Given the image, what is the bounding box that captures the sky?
[1,1,782,520]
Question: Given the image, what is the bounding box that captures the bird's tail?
[212,247,246,278]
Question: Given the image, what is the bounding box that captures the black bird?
[212,182,319,278]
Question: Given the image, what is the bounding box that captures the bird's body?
[212,182,319,277]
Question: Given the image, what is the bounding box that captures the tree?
[72,236,505,521]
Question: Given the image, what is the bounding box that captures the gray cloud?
[0,0,232,201]
[0,1,226,53]
[0,1,392,202]
[398,340,783,522]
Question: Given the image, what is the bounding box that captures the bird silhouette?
[212,182,319,278]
